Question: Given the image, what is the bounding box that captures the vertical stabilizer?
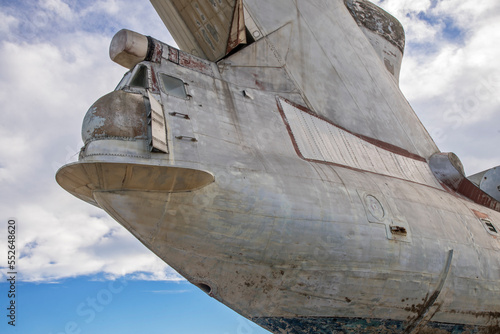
[151,0,263,61]
[225,0,439,158]
[151,0,439,159]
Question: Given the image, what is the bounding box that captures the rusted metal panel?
[167,45,179,63]
[148,91,168,153]
[344,0,405,53]
[152,0,263,61]
[404,250,454,334]
[149,67,160,94]
[146,36,164,64]
[458,180,500,212]
[226,0,246,53]
[81,90,148,143]
[178,50,215,76]
[430,153,500,213]
[469,166,500,202]
[164,44,215,77]
[150,0,207,58]
[151,0,237,61]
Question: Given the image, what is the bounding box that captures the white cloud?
[375,0,441,45]
[41,0,74,21]
[0,12,18,34]
[434,0,499,28]
[81,0,121,16]
[0,36,116,195]
[0,0,177,283]
[0,185,180,282]
[377,0,431,14]
[375,0,500,174]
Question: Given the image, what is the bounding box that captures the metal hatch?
[148,90,169,153]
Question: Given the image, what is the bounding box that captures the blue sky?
[0,278,266,334]
[1,0,500,333]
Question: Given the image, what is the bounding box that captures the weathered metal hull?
[57,0,500,332]
[58,82,500,332]
[59,151,500,333]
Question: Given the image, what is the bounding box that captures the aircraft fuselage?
[57,1,500,333]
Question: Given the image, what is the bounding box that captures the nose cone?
[56,90,214,207]
[82,90,148,144]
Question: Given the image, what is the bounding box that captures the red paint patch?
[472,209,489,219]
[168,46,179,64]
[150,69,159,93]
[179,51,214,76]
[150,40,163,63]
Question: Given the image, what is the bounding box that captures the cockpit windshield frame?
[114,63,151,93]
[115,71,132,91]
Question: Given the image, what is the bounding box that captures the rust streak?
[179,50,214,76]
[168,46,179,64]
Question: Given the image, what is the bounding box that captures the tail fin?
[150,0,263,61]
[151,0,439,159]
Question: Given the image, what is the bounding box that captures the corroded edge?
[253,316,497,334]
[344,0,405,54]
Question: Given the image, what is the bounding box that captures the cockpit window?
[160,74,187,99]
[130,65,148,88]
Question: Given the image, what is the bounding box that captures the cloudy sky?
[1,0,499,333]
[375,0,500,172]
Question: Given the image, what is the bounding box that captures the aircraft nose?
[82,90,148,145]
[56,90,214,207]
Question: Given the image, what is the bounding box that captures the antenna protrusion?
[110,29,149,69]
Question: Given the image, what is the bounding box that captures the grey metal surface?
[56,1,500,333]
[150,0,236,60]
[344,0,405,82]
[240,0,439,159]
[469,166,500,202]
[279,97,440,187]
[430,153,500,212]
[148,90,169,153]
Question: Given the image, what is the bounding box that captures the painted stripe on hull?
[253,317,489,334]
